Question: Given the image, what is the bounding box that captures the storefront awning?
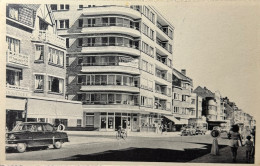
[163,115,183,125]
[142,108,172,116]
[6,98,26,111]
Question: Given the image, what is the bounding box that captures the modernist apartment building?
[5,4,82,130]
[52,5,174,131]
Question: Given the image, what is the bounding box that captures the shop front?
[6,97,27,131]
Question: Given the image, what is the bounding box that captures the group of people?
[155,123,168,134]
[228,125,255,163]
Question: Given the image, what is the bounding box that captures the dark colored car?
[181,126,196,136]
[195,127,207,135]
[6,122,69,153]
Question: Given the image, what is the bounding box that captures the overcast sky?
[155,1,259,117]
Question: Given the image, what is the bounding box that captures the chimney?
[181,69,186,75]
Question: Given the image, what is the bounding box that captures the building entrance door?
[100,116,106,129]
[132,114,139,131]
[107,116,114,131]
[122,117,127,129]
[115,116,121,131]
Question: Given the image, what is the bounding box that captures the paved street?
[6,132,254,163]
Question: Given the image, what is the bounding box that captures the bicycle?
[116,129,127,140]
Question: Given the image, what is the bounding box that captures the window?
[78,38,83,47]
[66,57,69,66]
[169,44,173,53]
[78,19,83,28]
[66,38,69,48]
[77,94,82,101]
[8,7,18,20]
[150,29,154,40]
[87,18,96,27]
[35,75,44,91]
[78,5,83,9]
[78,57,83,65]
[6,37,20,53]
[59,19,69,29]
[65,4,69,10]
[39,19,48,30]
[6,68,22,86]
[35,45,44,61]
[150,12,155,23]
[77,119,82,127]
[169,29,173,39]
[60,4,64,10]
[142,23,149,36]
[50,4,57,11]
[85,113,94,126]
[48,47,64,67]
[48,76,64,93]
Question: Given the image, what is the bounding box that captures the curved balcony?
[82,6,141,19]
[81,65,140,75]
[82,24,141,38]
[82,104,140,112]
[81,45,140,56]
[80,85,140,93]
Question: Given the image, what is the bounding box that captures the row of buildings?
[5,4,255,132]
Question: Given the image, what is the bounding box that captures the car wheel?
[53,141,62,149]
[17,143,26,153]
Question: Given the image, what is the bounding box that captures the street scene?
[4,2,257,165]
[5,131,255,163]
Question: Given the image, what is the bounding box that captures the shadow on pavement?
[51,143,227,162]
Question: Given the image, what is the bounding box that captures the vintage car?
[195,127,207,135]
[6,122,69,153]
[181,126,196,136]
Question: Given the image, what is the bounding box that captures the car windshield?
[12,123,37,132]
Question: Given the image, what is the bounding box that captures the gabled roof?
[18,4,40,11]
[172,68,192,83]
[193,86,215,98]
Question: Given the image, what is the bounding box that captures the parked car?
[181,126,196,136]
[6,122,69,153]
[195,127,207,135]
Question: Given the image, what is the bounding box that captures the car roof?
[21,122,52,125]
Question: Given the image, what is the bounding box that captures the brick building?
[5,4,82,130]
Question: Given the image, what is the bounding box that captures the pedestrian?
[228,125,243,162]
[250,127,255,157]
[160,123,164,134]
[244,135,254,162]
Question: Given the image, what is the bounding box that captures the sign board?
[211,129,220,138]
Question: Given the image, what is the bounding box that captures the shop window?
[48,76,64,93]
[86,115,94,126]
[55,119,68,127]
[6,68,22,86]
[35,75,44,91]
[35,45,44,62]
[6,37,20,53]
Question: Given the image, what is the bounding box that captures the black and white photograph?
[1,0,259,165]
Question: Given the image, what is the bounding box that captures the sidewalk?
[190,145,255,163]
[66,130,182,137]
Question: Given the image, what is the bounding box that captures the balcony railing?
[84,23,140,31]
[157,22,169,36]
[6,50,30,68]
[82,101,139,106]
[83,42,139,49]
[32,30,66,48]
[156,39,168,51]
[6,84,29,91]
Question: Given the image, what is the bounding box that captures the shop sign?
[6,88,30,97]
[119,57,138,68]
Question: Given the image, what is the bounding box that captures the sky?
[155,1,259,117]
